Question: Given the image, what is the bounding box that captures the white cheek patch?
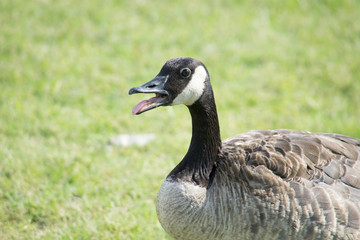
[172,66,207,106]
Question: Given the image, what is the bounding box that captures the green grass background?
[1,0,360,239]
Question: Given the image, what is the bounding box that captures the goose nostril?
[147,84,156,88]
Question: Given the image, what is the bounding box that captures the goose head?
[129,57,209,115]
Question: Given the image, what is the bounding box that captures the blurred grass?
[1,0,360,239]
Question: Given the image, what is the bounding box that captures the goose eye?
[180,68,191,78]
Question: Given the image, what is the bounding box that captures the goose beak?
[129,75,170,115]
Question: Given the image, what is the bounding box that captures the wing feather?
[219,129,360,236]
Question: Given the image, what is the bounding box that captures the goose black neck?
[168,87,221,187]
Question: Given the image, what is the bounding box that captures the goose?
[128,57,360,240]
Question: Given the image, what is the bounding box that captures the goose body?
[129,57,360,240]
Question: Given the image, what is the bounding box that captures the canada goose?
[129,57,360,240]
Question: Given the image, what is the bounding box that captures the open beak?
[129,75,169,115]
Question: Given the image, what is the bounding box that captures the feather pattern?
[157,130,360,240]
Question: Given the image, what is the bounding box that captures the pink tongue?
[132,99,151,115]
[132,97,160,115]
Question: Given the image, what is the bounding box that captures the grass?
[1,0,360,239]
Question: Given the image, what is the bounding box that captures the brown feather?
[218,129,360,239]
